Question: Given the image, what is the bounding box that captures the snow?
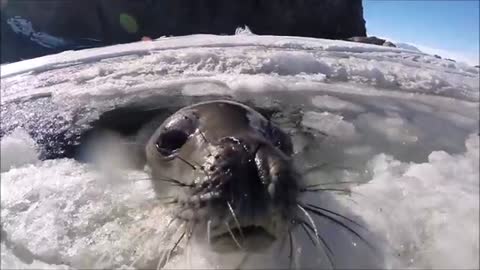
[1,32,479,269]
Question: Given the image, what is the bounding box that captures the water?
[1,34,478,269]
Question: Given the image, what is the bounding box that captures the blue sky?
[363,0,479,65]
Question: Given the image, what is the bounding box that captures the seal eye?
[155,129,190,156]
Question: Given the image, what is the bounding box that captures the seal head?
[145,100,299,251]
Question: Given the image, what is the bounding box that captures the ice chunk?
[302,111,357,140]
[1,129,40,172]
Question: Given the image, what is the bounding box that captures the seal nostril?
[155,129,190,156]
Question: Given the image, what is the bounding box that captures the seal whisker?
[176,154,213,180]
[198,129,213,156]
[301,187,350,193]
[159,229,186,270]
[134,175,194,188]
[301,185,368,199]
[302,180,367,188]
[176,155,198,171]
[151,195,176,203]
[227,202,245,241]
[290,228,300,270]
[302,205,376,251]
[297,204,319,244]
[299,220,317,246]
[288,228,294,270]
[155,217,182,269]
[297,219,335,269]
[185,223,196,269]
[158,217,179,235]
[301,162,354,175]
[306,203,367,230]
[225,222,244,250]
[158,177,195,188]
[296,205,337,267]
[301,187,365,198]
[207,219,212,245]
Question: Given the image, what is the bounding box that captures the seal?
[144,100,375,267]
[145,100,298,251]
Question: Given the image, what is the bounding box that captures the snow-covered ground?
[1,31,479,269]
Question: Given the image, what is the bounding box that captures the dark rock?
[347,36,386,46]
[1,0,366,63]
[475,65,479,69]
[382,41,396,48]
[446,58,457,63]
[434,54,442,59]
[347,36,397,48]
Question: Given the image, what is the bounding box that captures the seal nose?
[202,136,297,251]
[207,137,268,213]
[209,136,296,220]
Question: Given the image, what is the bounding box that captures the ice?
[2,34,478,102]
[1,33,479,269]
[1,129,40,172]
[312,95,365,112]
[301,111,357,141]
[357,112,419,144]
[344,134,479,269]
[1,159,170,269]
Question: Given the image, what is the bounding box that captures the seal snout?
[201,136,297,250]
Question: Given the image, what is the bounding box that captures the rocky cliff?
[1,0,366,63]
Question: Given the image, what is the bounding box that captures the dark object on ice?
[1,0,366,63]
[382,41,396,48]
[346,36,396,47]
[347,36,384,45]
[446,58,457,63]
[434,54,442,59]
